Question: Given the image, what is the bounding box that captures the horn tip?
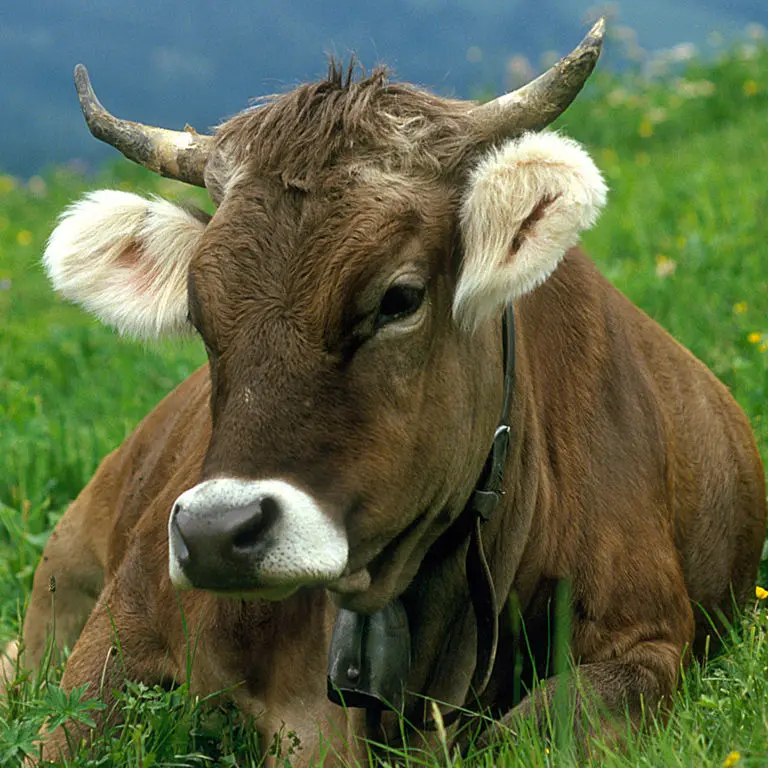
[585,17,606,49]
[73,64,99,110]
[73,63,107,137]
[73,64,90,92]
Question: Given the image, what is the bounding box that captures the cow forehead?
[191,170,458,338]
[195,66,475,317]
[207,65,475,193]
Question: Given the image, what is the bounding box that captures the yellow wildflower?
[655,254,677,278]
[757,586,768,599]
[0,175,16,195]
[16,230,32,247]
[723,751,741,767]
[733,302,748,314]
[760,342,767,353]
[638,119,654,138]
[743,79,759,97]
[747,332,762,344]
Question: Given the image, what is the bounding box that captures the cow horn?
[74,64,212,188]
[471,17,605,141]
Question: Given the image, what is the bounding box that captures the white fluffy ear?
[44,190,207,339]
[454,132,607,329]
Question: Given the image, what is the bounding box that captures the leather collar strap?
[464,304,516,696]
[327,306,516,716]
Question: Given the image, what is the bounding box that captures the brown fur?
[15,66,767,765]
[206,61,476,198]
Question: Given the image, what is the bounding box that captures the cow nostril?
[232,496,280,551]
[260,495,280,523]
[169,509,190,563]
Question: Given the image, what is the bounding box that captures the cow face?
[169,166,505,611]
[45,71,605,614]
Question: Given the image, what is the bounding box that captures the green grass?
[1,40,767,766]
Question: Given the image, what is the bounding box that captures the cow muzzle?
[167,477,348,597]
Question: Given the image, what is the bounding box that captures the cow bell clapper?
[328,600,411,711]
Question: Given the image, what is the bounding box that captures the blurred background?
[2,0,767,178]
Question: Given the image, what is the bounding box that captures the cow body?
[12,40,767,765]
[20,245,765,763]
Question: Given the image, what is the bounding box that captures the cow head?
[45,23,606,613]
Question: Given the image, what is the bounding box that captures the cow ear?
[44,190,208,339]
[453,132,607,330]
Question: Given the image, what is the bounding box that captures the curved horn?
[74,64,212,187]
[471,18,605,141]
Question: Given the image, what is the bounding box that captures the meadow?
[0,35,767,767]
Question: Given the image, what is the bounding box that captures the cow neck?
[327,305,516,721]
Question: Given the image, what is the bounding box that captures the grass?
[0,37,767,767]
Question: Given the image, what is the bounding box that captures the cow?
[7,18,766,765]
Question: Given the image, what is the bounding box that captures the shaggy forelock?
[214,59,476,189]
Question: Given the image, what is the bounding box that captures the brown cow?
[7,19,766,765]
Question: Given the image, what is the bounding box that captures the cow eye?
[375,282,425,329]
